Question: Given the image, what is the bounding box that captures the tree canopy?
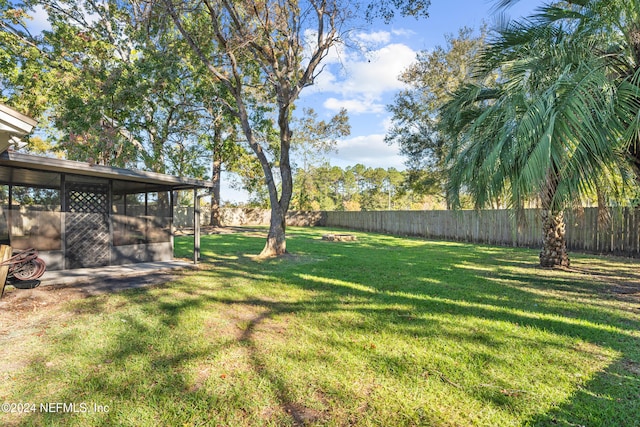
[2,0,430,256]
[385,26,488,201]
[1,0,217,175]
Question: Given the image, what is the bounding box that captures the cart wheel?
[31,258,46,279]
[13,260,40,280]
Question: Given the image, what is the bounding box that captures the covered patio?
[0,104,211,272]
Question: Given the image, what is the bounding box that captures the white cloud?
[323,97,385,114]
[342,43,416,96]
[355,31,392,45]
[381,116,394,132]
[300,29,416,170]
[391,28,416,38]
[309,41,416,116]
[304,29,347,66]
[331,134,405,169]
[310,67,338,91]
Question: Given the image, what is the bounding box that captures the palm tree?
[441,1,638,267]
[495,0,640,171]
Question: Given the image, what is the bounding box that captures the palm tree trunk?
[539,209,570,267]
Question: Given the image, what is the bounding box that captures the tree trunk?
[209,158,222,227]
[539,209,570,268]
[209,127,223,227]
[260,203,287,257]
[258,103,294,257]
[233,98,289,257]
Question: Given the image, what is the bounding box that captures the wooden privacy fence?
[324,208,640,258]
[174,207,326,228]
[174,207,640,258]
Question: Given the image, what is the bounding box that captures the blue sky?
[295,0,543,172]
[225,0,543,203]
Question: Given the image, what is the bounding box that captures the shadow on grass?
[177,230,640,425]
[189,230,639,425]
[6,229,640,426]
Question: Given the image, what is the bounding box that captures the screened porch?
[0,151,211,270]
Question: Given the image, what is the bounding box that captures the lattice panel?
[66,183,108,214]
[66,212,110,268]
[65,183,110,268]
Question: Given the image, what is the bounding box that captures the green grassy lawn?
[1,227,639,426]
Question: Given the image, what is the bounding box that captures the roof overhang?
[0,104,38,153]
[0,151,213,193]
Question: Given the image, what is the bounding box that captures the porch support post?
[169,189,174,258]
[107,179,113,266]
[194,188,201,264]
[60,173,66,270]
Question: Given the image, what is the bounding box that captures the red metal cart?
[0,247,46,298]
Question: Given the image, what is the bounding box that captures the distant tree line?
[235,163,446,211]
[12,0,640,266]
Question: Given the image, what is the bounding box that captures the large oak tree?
[161,0,428,256]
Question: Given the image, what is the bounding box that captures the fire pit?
[322,234,357,242]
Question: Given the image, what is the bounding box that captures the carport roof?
[0,151,212,193]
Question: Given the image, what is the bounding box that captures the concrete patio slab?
[38,260,195,291]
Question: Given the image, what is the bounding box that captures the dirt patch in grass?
[1,272,177,390]
[622,359,640,376]
[284,402,327,426]
[566,261,640,303]
[0,272,175,330]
